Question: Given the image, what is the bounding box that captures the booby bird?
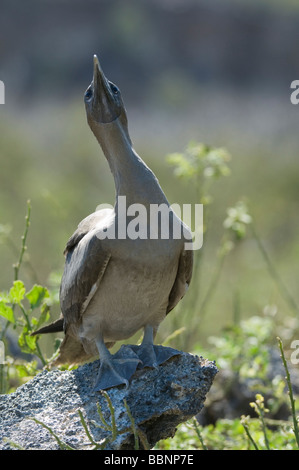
[33,55,193,390]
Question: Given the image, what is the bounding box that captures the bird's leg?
[129,325,182,370]
[94,335,141,391]
[136,325,159,368]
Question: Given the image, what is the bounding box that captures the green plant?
[166,142,233,348]
[157,337,299,450]
[236,338,299,451]
[0,201,57,393]
[166,141,299,354]
[0,280,50,362]
[249,394,271,449]
[167,141,231,205]
[206,315,274,378]
[277,337,299,447]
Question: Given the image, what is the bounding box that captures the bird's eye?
[85,88,93,100]
[110,83,119,95]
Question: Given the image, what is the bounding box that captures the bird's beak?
[91,55,121,123]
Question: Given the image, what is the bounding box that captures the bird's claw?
[93,346,141,391]
[127,344,181,370]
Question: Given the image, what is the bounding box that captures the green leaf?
[25,334,38,351]
[9,280,26,305]
[14,361,38,378]
[0,291,10,303]
[167,141,231,185]
[36,304,50,329]
[26,285,50,310]
[0,300,15,323]
[18,325,37,353]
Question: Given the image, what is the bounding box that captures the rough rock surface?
[0,351,217,450]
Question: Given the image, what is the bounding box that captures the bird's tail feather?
[53,333,95,365]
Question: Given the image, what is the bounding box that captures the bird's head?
[84,55,128,134]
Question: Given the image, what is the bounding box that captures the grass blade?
[277,337,299,448]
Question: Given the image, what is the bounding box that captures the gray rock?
[0,352,217,450]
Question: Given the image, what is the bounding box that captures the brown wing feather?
[60,209,113,332]
[64,210,111,255]
[166,248,193,314]
[60,233,111,332]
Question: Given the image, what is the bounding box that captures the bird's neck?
[91,120,168,207]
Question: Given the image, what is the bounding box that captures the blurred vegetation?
[1,134,299,449]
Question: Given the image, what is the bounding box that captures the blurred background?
[1,0,299,353]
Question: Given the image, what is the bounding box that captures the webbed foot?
[129,344,181,369]
[127,325,182,370]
